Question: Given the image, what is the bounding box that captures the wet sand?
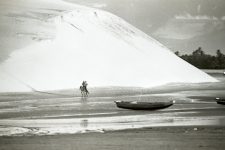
[1,126,225,150]
[0,71,225,149]
[0,91,225,136]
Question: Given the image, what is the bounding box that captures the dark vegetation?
[175,47,225,69]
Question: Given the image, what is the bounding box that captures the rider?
[82,81,89,94]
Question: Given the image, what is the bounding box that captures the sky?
[66,0,225,55]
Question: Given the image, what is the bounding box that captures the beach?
[0,70,225,149]
[1,126,225,150]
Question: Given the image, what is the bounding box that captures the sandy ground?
[0,0,77,62]
[0,126,225,150]
[0,71,224,149]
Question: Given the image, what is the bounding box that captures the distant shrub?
[175,47,225,69]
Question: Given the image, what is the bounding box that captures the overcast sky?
[66,0,225,55]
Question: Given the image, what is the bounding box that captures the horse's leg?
[86,92,88,97]
[84,87,89,97]
[80,87,82,97]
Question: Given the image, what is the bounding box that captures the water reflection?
[80,119,88,128]
[218,117,225,125]
[80,97,88,102]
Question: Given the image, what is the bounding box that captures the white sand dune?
[0,0,217,92]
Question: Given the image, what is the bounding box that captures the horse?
[80,85,89,97]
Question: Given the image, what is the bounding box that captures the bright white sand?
[0,0,217,92]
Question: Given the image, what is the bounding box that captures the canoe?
[216,98,225,105]
[114,100,174,110]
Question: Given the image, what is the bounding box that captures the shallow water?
[0,71,225,136]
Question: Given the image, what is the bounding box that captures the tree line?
[175,47,225,69]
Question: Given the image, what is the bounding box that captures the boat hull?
[216,100,225,105]
[115,101,174,110]
[216,98,225,105]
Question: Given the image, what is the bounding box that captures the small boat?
[114,100,174,110]
[216,98,225,105]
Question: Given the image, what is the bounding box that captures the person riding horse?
[80,81,89,97]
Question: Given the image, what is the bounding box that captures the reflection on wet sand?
[80,119,88,128]
[80,97,88,102]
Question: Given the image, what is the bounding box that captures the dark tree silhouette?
[175,47,225,69]
[174,51,180,56]
[216,49,225,68]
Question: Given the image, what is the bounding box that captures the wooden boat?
[216,98,225,105]
[114,100,174,110]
